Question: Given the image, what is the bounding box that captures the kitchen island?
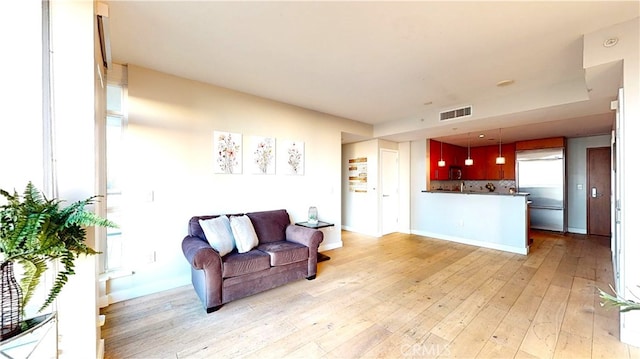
[417,190,530,255]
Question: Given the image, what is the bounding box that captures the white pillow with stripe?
[199,216,235,256]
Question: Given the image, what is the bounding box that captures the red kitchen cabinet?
[485,143,515,179]
[431,140,514,181]
[464,146,485,180]
[502,143,516,179]
[429,140,449,180]
[430,140,467,180]
[485,145,501,179]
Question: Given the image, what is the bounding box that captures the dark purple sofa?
[181,209,324,313]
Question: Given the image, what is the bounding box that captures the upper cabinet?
[429,139,516,181]
[462,143,515,180]
[485,143,516,180]
[429,140,448,180]
[464,146,486,180]
[430,140,468,180]
[515,137,566,151]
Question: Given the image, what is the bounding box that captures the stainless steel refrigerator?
[516,148,567,232]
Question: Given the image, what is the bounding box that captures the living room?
[2,1,639,357]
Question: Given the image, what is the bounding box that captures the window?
[105,83,125,270]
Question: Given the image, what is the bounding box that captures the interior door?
[381,149,398,235]
[587,147,612,236]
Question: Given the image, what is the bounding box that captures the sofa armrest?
[286,225,324,278]
[182,235,224,311]
[285,224,324,249]
[182,236,222,271]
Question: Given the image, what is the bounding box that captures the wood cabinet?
[429,140,448,180]
[462,143,515,180]
[430,140,516,181]
[464,146,485,180]
[485,143,516,179]
[515,137,566,151]
[430,140,467,180]
[501,143,516,179]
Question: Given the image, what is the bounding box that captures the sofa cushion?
[230,215,259,253]
[189,213,244,240]
[199,216,235,256]
[257,241,308,266]
[222,250,270,278]
[246,209,290,243]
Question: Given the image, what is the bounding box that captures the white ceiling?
[105,1,639,147]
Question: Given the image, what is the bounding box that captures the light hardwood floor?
[101,230,640,358]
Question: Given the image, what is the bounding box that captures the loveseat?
[181,209,324,313]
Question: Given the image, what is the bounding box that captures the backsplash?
[431,179,516,194]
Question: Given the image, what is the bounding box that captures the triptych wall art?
[213,131,304,175]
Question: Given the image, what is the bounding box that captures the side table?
[295,221,334,262]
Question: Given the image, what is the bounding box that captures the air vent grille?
[440,106,472,121]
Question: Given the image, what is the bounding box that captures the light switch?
[577,184,583,190]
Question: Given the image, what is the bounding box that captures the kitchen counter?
[422,190,529,196]
[414,191,530,255]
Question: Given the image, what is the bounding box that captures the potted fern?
[599,285,640,312]
[0,182,116,338]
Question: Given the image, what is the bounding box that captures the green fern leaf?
[17,257,48,311]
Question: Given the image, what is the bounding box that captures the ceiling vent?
[440,106,472,121]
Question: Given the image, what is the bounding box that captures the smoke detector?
[603,37,618,48]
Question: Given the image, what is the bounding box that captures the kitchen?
[415,135,606,255]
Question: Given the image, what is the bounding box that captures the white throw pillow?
[230,215,259,253]
[199,216,235,256]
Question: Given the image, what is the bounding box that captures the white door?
[381,149,399,235]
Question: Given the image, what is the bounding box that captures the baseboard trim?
[568,227,587,234]
[105,275,191,305]
[319,241,342,252]
[411,230,529,255]
[341,225,380,237]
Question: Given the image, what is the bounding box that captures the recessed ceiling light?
[603,37,618,48]
[478,134,485,138]
[496,79,515,87]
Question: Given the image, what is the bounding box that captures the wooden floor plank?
[519,284,571,358]
[101,230,636,359]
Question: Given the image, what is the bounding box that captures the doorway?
[381,149,399,235]
[587,147,611,236]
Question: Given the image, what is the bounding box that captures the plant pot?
[1,261,22,340]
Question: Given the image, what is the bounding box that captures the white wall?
[341,139,406,237]
[566,135,611,234]
[584,17,639,347]
[49,0,102,357]
[2,0,102,357]
[410,139,428,229]
[398,142,412,233]
[0,0,43,191]
[106,64,372,302]
[341,139,380,236]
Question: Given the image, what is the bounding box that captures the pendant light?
[465,133,473,166]
[496,128,505,165]
[438,140,446,167]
